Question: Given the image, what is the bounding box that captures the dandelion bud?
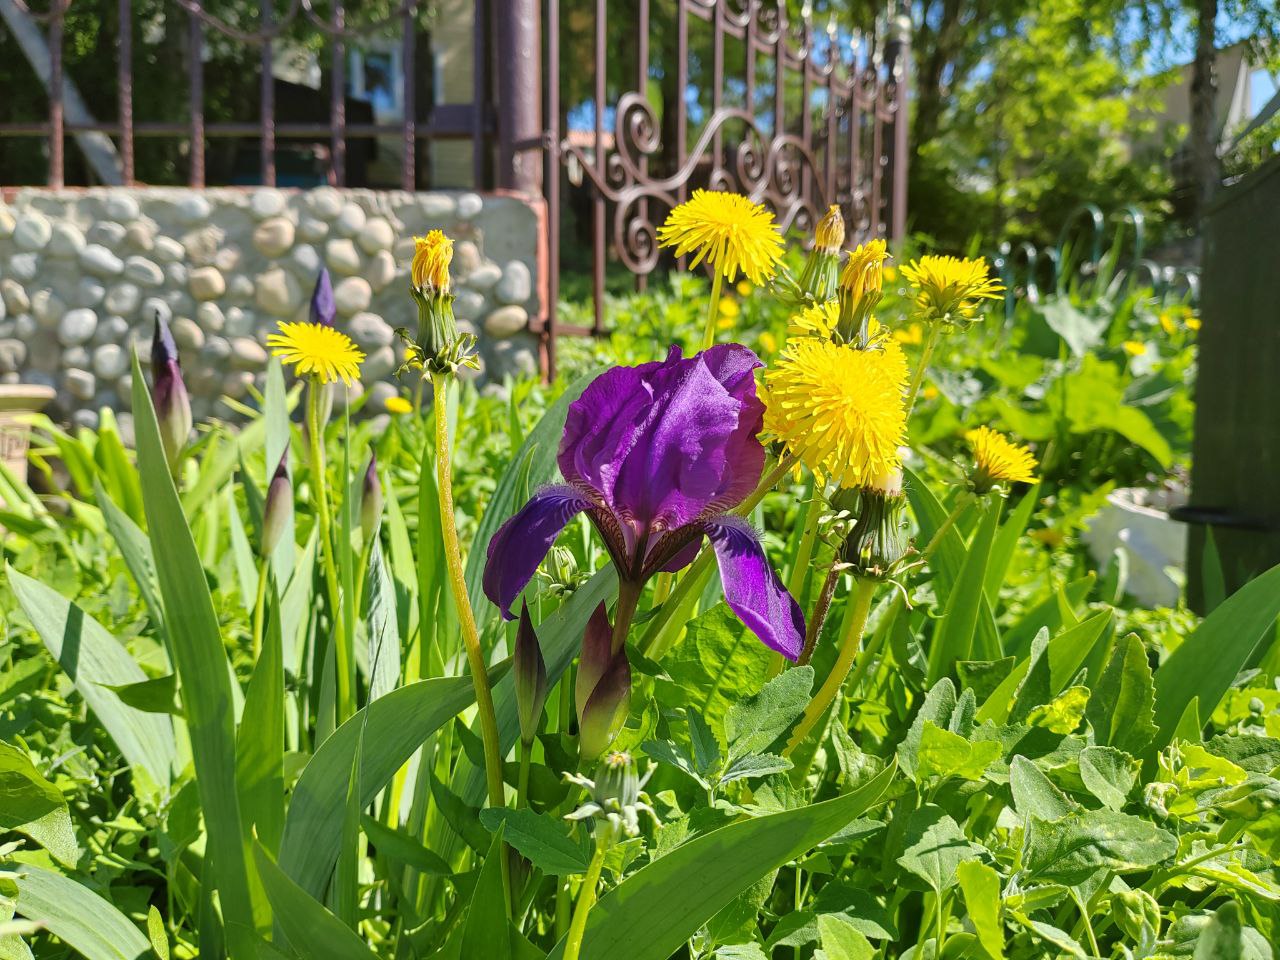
[795,205,845,304]
[150,311,192,473]
[578,646,631,761]
[310,269,337,327]
[835,239,889,344]
[261,451,291,558]
[402,231,478,376]
[360,449,382,543]
[514,602,548,747]
[836,481,910,581]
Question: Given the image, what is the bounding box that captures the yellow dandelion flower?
[883,265,898,282]
[814,205,846,254]
[1122,340,1146,357]
[758,330,778,354]
[840,239,890,302]
[657,190,784,284]
[762,338,909,489]
[717,315,735,331]
[922,385,940,401]
[736,280,753,296]
[901,255,1004,327]
[894,322,924,346]
[966,425,1037,493]
[412,230,453,291]
[1186,316,1201,332]
[385,396,414,415]
[267,321,365,385]
[1158,312,1177,335]
[788,301,840,339]
[718,297,741,318]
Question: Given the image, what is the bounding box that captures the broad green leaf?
[957,860,1004,960]
[1009,756,1077,821]
[0,741,79,867]
[656,604,773,741]
[1078,746,1138,811]
[816,914,874,960]
[1192,900,1267,960]
[719,753,793,784]
[1026,685,1089,734]
[461,827,513,960]
[479,808,591,876]
[278,675,476,899]
[1002,574,1095,659]
[1024,809,1177,885]
[1086,633,1158,754]
[926,498,1002,684]
[547,765,896,960]
[1010,914,1087,959]
[1152,562,1280,758]
[724,666,814,763]
[236,574,285,854]
[896,804,983,894]
[7,566,175,787]
[94,480,169,651]
[365,542,401,702]
[8,862,150,960]
[984,485,1039,606]
[897,679,962,780]
[810,885,898,940]
[915,722,1000,783]
[642,740,711,791]
[102,675,179,715]
[252,843,379,960]
[464,367,602,626]
[360,814,453,875]
[131,355,260,951]
[146,906,169,960]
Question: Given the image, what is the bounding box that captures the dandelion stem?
[785,577,877,756]
[563,843,608,960]
[903,323,941,418]
[430,372,507,814]
[701,271,725,352]
[306,381,353,723]
[921,500,969,559]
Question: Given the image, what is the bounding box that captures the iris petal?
[483,485,593,619]
[705,516,805,661]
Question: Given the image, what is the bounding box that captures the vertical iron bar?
[473,0,486,187]
[331,0,345,186]
[118,0,134,185]
[773,2,785,148]
[402,2,416,191]
[636,0,649,293]
[849,36,862,238]
[261,0,276,186]
[497,0,542,192]
[675,0,688,269]
[591,0,606,334]
[545,0,561,381]
[188,8,204,188]
[825,61,836,208]
[48,1,64,186]
[744,3,755,119]
[870,73,884,238]
[888,14,911,242]
[710,0,723,187]
[800,19,812,211]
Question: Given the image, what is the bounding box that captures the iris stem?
[430,372,510,904]
[517,740,533,810]
[563,843,608,960]
[784,576,877,756]
[611,580,643,655]
[903,323,941,418]
[251,559,268,661]
[700,271,725,352]
[306,381,353,724]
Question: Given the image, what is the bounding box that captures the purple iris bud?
[261,450,291,558]
[576,608,631,760]
[484,344,805,660]
[575,602,614,726]
[150,311,192,473]
[514,602,548,747]
[310,269,336,327]
[360,449,382,543]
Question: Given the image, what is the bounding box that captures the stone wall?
[0,187,543,428]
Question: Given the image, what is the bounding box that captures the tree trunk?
[1189,0,1220,222]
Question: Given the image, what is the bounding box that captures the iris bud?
[261,451,291,558]
[578,646,631,761]
[514,602,548,747]
[150,311,193,474]
[310,268,337,327]
[575,602,613,726]
[360,450,382,543]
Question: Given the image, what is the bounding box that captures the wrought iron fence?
[1,0,909,379]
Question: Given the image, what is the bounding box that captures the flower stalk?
[563,843,607,960]
[701,270,725,352]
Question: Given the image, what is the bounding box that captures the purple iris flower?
[484,344,805,660]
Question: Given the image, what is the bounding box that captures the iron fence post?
[885,5,911,243]
[496,0,542,193]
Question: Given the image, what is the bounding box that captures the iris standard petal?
[483,485,593,619]
[705,516,805,661]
